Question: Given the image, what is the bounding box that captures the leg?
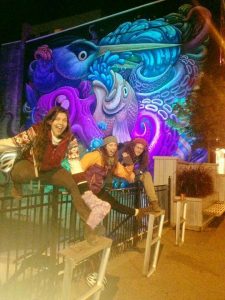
[40,168,91,222]
[140,172,158,202]
[97,190,152,219]
[11,160,37,197]
[81,190,111,229]
[97,190,135,216]
[75,182,111,229]
[140,172,161,212]
[75,181,110,243]
[11,160,37,183]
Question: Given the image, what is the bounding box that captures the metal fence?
[0,181,170,300]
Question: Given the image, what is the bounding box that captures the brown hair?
[124,140,149,171]
[33,106,71,168]
[99,145,118,174]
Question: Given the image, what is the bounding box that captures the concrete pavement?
[99,215,225,300]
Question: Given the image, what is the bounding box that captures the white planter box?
[216,174,225,202]
[173,193,219,231]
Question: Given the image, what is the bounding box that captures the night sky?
[0,0,221,45]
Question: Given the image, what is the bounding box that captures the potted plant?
[176,166,214,198]
[175,166,217,230]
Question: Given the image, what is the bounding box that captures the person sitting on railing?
[119,138,162,212]
[0,106,111,243]
[79,135,151,220]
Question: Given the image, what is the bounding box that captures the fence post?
[49,186,59,273]
[168,176,171,225]
[133,182,142,246]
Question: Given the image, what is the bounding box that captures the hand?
[122,152,133,166]
[122,152,129,158]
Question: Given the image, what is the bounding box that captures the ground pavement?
[98,215,225,300]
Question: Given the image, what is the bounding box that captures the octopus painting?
[22,3,211,162]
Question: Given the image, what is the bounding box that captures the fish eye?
[123,86,128,98]
[78,50,88,61]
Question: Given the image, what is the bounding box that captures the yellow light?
[216,148,225,174]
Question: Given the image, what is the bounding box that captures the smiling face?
[50,112,68,138]
[134,143,145,157]
[105,142,118,157]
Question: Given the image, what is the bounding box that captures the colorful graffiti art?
[24,4,211,166]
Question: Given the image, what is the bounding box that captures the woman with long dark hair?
[0,107,110,240]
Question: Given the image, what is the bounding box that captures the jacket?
[81,150,134,194]
[119,141,149,173]
[0,124,81,175]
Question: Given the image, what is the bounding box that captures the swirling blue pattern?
[23,4,211,163]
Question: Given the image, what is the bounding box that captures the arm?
[80,151,102,171]
[121,152,133,165]
[0,138,19,152]
[0,127,36,152]
[114,162,135,182]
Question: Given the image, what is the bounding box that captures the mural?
[22,4,211,168]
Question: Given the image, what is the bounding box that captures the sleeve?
[67,137,84,174]
[0,126,36,152]
[80,151,101,171]
[121,154,133,166]
[0,138,19,152]
[114,162,134,181]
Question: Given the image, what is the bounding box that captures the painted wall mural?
[23,4,211,168]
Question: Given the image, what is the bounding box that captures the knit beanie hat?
[103,136,118,145]
[133,138,148,148]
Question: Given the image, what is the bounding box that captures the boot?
[150,201,162,212]
[84,224,98,245]
[11,185,23,200]
[94,224,106,236]
[136,206,152,221]
[82,191,111,229]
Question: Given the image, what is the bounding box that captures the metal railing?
[0,181,170,299]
